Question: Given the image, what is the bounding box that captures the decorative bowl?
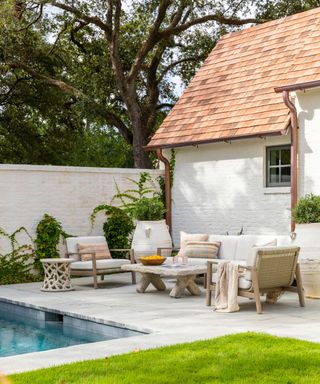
[140,256,166,266]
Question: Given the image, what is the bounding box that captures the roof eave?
[145,128,289,151]
[274,79,320,93]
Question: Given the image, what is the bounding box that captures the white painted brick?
[0,165,164,253]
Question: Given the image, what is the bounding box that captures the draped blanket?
[215,261,240,313]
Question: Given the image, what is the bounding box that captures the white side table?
[41,258,74,292]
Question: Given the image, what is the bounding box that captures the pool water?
[0,311,115,357]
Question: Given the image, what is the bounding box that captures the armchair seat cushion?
[211,272,252,290]
[70,259,128,270]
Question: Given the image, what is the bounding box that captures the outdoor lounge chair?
[206,246,305,314]
[65,236,136,289]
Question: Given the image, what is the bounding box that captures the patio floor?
[0,272,319,374]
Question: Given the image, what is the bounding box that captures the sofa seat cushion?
[71,259,128,270]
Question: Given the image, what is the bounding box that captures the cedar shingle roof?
[147,8,320,149]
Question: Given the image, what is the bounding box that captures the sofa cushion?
[208,235,239,259]
[182,241,220,259]
[70,259,128,270]
[235,235,277,261]
[180,231,208,249]
[66,236,107,259]
[78,243,111,261]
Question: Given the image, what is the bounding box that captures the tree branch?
[127,0,172,84]
[47,1,111,34]
[159,56,198,81]
[160,14,266,38]
[8,62,133,143]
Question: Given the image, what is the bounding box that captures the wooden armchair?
[65,236,136,289]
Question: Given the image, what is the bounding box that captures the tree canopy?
[1,1,319,168]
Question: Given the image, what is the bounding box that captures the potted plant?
[293,194,320,298]
[131,197,172,259]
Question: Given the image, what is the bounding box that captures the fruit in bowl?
[140,255,166,265]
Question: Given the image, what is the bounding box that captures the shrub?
[0,227,37,285]
[34,214,71,272]
[293,194,320,224]
[133,197,165,221]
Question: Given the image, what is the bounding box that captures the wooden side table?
[41,258,74,292]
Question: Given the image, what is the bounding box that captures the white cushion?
[235,235,277,261]
[70,259,128,270]
[66,236,107,259]
[180,231,208,249]
[212,272,251,290]
[208,235,239,259]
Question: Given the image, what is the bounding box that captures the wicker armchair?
[206,246,305,314]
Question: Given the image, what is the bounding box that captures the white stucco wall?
[168,135,292,246]
[0,165,163,253]
[296,88,320,197]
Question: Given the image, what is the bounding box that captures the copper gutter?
[156,149,171,232]
[280,91,299,232]
[145,130,285,151]
[275,80,320,93]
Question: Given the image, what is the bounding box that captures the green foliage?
[102,207,135,258]
[34,214,71,271]
[133,197,165,221]
[0,227,37,285]
[293,194,320,224]
[11,333,320,384]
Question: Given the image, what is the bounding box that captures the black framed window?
[266,145,291,187]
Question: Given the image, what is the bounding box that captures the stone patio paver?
[0,273,319,374]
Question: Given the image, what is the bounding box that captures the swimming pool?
[0,301,144,357]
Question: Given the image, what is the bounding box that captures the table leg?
[170,275,201,298]
[136,273,166,293]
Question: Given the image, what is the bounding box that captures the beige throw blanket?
[215,261,240,313]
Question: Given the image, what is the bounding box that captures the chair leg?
[295,263,306,307]
[131,271,136,285]
[251,268,262,314]
[101,274,104,281]
[206,262,212,306]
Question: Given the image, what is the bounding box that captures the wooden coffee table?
[121,263,207,298]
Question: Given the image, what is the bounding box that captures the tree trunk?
[132,119,152,169]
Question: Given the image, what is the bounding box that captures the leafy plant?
[0,227,37,285]
[293,194,320,224]
[34,214,71,271]
[133,198,165,221]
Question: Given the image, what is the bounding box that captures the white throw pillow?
[245,239,277,280]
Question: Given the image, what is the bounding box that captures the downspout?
[282,91,299,233]
[156,149,171,233]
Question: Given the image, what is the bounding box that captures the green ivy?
[293,194,320,224]
[0,227,37,285]
[34,214,71,272]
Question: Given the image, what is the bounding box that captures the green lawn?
[10,333,320,384]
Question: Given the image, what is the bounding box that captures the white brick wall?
[0,165,163,253]
[167,136,292,246]
[296,88,320,197]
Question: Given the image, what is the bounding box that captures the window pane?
[281,166,291,183]
[270,150,280,166]
[281,149,291,165]
[270,167,280,184]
